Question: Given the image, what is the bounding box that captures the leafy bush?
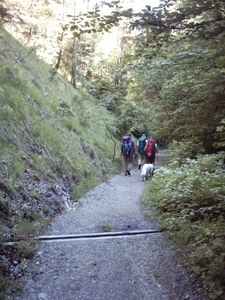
[165,138,205,166]
[142,151,225,300]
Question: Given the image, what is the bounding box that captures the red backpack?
[144,139,156,157]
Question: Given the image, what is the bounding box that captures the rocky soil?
[8,151,206,300]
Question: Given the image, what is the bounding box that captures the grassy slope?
[0,25,121,292]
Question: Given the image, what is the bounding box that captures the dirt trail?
[13,150,205,300]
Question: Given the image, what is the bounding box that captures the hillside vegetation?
[0,26,120,295]
[142,145,225,300]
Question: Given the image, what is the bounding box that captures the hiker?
[137,133,147,169]
[144,136,158,165]
[121,132,135,176]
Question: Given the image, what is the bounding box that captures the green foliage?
[165,139,205,165]
[116,100,137,136]
[124,0,225,152]
[142,151,225,299]
[0,0,11,24]
[12,220,40,240]
[0,26,122,288]
[67,2,123,38]
[101,223,115,232]
[8,0,224,152]
[214,119,225,149]
[0,196,11,216]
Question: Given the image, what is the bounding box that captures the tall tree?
[124,0,225,151]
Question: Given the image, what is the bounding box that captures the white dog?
[141,163,155,181]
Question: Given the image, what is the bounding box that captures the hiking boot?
[138,164,141,170]
[125,171,127,176]
[127,170,130,176]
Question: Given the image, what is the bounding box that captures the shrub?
[142,151,225,299]
[165,138,205,166]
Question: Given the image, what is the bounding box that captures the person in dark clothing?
[121,132,135,176]
[137,133,147,169]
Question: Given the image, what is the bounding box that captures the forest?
[0,0,225,299]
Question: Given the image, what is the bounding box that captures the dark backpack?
[138,137,146,154]
[144,139,156,157]
[121,135,133,155]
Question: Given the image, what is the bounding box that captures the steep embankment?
[0,26,120,294]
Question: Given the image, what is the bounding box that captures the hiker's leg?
[138,153,145,169]
[128,155,133,171]
[138,153,141,169]
[145,155,151,164]
[141,153,146,165]
[123,155,129,174]
[152,153,156,165]
[123,155,126,174]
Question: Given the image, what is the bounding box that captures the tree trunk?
[71,37,77,89]
[71,0,77,88]
[55,48,62,70]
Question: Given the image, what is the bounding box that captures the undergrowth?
[142,149,225,300]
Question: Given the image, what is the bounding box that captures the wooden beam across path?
[35,229,161,242]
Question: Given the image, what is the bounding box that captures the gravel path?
[14,151,205,300]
